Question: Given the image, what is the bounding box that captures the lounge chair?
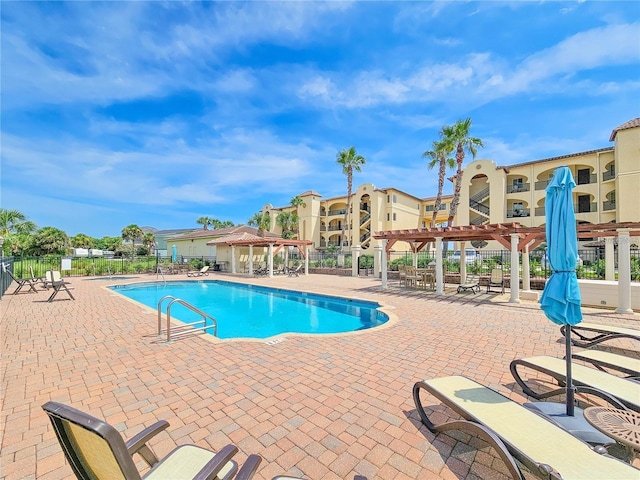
[287,264,303,277]
[45,270,75,302]
[510,355,640,413]
[29,265,47,286]
[413,375,637,480]
[572,350,640,378]
[186,265,210,277]
[457,273,480,294]
[42,401,240,480]
[561,322,640,348]
[486,267,505,294]
[2,263,39,294]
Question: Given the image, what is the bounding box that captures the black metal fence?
[0,257,15,298]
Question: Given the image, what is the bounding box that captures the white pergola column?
[435,237,444,295]
[605,236,615,281]
[304,247,309,275]
[413,247,418,268]
[352,244,361,277]
[231,245,236,274]
[509,234,520,303]
[381,239,388,289]
[248,245,254,276]
[373,243,382,278]
[616,229,633,314]
[268,243,274,278]
[460,241,467,283]
[522,243,531,291]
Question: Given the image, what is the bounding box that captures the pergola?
[212,236,313,277]
[373,221,640,309]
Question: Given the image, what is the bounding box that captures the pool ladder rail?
[157,295,218,342]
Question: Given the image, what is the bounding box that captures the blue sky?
[2,1,639,238]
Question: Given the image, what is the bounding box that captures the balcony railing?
[470,216,487,226]
[360,213,370,225]
[327,225,343,232]
[470,187,490,203]
[576,173,598,185]
[534,180,550,191]
[574,202,597,213]
[506,208,530,218]
[320,225,326,231]
[469,199,489,215]
[506,183,530,194]
[603,169,615,181]
[602,200,616,211]
[327,209,346,216]
[535,206,545,216]
[360,204,370,212]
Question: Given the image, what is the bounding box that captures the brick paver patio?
[1,273,638,479]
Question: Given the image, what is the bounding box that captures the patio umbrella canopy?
[539,166,582,416]
[172,244,177,263]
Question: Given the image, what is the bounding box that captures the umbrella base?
[524,402,615,447]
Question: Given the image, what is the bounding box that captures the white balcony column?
[616,229,633,314]
[352,244,361,277]
[605,236,615,281]
[460,241,467,283]
[435,237,444,295]
[509,234,520,303]
[381,240,388,289]
[522,243,531,291]
[373,243,382,278]
[304,247,309,275]
[248,245,254,276]
[231,245,236,274]
[268,243,274,278]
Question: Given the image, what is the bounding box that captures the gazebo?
[373,222,640,312]
[208,233,312,277]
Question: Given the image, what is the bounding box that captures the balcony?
[602,200,616,211]
[535,180,550,191]
[535,206,545,216]
[320,225,326,231]
[506,183,530,194]
[603,169,615,182]
[576,173,597,186]
[574,202,597,214]
[506,208,530,218]
[327,225,343,232]
[327,209,346,216]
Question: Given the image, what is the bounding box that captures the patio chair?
[45,270,75,302]
[510,355,640,413]
[398,264,407,287]
[29,265,47,286]
[486,267,504,294]
[560,322,640,348]
[41,401,240,480]
[186,265,210,277]
[413,375,637,480]
[404,266,420,288]
[456,273,480,294]
[572,350,640,378]
[287,264,303,277]
[1,263,39,294]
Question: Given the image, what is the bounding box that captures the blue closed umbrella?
[172,244,177,263]
[540,166,582,416]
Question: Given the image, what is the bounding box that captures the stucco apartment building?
[265,117,639,253]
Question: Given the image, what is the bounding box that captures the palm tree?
[196,216,210,230]
[0,208,37,255]
[441,118,484,226]
[276,211,297,239]
[336,146,366,252]
[142,232,156,255]
[31,227,69,255]
[248,212,271,237]
[121,224,143,259]
[290,195,306,239]
[422,138,455,227]
[70,233,94,249]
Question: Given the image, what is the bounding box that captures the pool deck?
[1,273,638,479]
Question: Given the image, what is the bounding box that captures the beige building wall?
[614,125,640,223]
[171,237,217,258]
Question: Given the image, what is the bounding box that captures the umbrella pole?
[565,324,575,416]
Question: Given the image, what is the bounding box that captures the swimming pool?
[110,280,388,339]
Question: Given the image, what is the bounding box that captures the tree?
[336,146,366,252]
[423,138,455,227]
[441,118,484,226]
[94,236,122,252]
[276,211,298,239]
[290,195,306,239]
[196,216,211,230]
[248,212,271,237]
[142,232,156,255]
[0,208,37,255]
[31,227,69,255]
[121,224,143,258]
[71,233,94,249]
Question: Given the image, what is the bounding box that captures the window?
[386,213,390,221]
[422,221,426,228]
[426,205,434,212]
[393,213,397,221]
[387,195,390,203]
[393,194,397,203]
[440,203,447,210]
[512,178,524,191]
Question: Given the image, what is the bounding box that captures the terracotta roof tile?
[610,117,640,141]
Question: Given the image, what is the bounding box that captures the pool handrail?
[157,295,218,342]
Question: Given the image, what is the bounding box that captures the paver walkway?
[1,273,638,479]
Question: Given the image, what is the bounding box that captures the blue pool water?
[110,280,388,339]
